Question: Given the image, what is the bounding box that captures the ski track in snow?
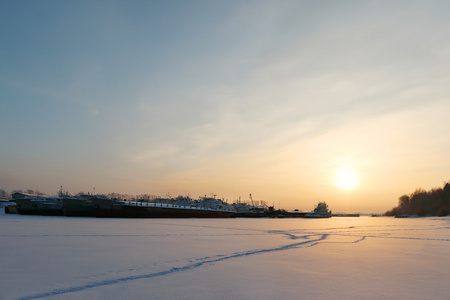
[11,221,450,300]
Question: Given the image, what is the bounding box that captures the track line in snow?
[0,233,271,238]
[14,235,328,300]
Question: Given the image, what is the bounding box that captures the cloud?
[2,1,450,209]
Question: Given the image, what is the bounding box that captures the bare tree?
[0,189,8,198]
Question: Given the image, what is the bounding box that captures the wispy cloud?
[2,1,450,211]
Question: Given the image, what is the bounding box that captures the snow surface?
[0,212,449,300]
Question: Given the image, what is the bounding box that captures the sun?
[335,167,358,190]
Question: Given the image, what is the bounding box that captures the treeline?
[385,181,450,216]
[0,188,8,198]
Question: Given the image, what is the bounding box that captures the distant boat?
[394,215,417,218]
[15,197,63,216]
[62,195,96,217]
[234,202,266,218]
[332,213,360,217]
[304,202,332,218]
[1,198,18,214]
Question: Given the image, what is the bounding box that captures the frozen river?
[1,213,449,299]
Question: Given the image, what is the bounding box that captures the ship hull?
[92,199,236,218]
[16,208,64,216]
[123,205,236,218]
[303,214,332,218]
[62,198,95,217]
[15,198,63,216]
[236,212,265,218]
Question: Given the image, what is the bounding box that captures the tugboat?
[304,202,332,218]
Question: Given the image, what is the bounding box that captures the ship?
[233,194,267,217]
[304,202,332,218]
[62,194,96,217]
[15,197,63,216]
[1,198,18,214]
[332,213,360,217]
[91,196,237,218]
[234,202,266,217]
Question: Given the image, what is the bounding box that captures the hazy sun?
[336,167,358,190]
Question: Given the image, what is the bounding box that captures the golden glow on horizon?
[336,167,358,190]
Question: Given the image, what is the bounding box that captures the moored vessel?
[15,197,63,216]
[92,195,237,218]
[62,195,96,217]
[304,202,332,218]
[234,202,266,217]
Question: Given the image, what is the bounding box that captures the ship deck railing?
[122,201,235,212]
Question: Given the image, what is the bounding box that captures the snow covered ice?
[1,213,449,299]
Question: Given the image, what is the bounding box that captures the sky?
[1,0,450,213]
